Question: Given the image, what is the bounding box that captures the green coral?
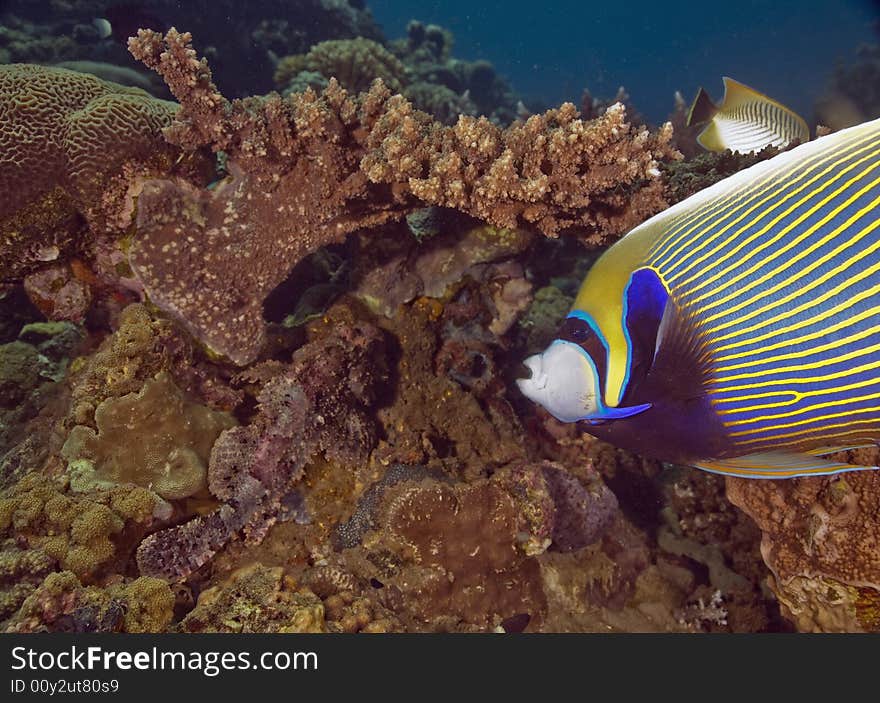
[62,371,235,500]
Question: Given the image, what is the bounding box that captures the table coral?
[126,28,678,365]
[0,64,203,287]
[62,371,236,500]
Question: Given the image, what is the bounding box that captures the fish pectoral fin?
[693,451,879,479]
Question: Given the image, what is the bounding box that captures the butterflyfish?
[518,118,880,478]
[687,77,810,154]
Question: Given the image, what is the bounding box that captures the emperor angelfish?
[518,118,880,478]
[687,77,809,154]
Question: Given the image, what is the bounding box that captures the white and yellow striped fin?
[697,77,810,154]
[694,451,878,478]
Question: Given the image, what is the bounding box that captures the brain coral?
[0,64,193,285]
[61,372,236,500]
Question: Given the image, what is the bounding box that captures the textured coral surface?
[2,16,869,635]
[0,64,185,284]
[123,28,678,364]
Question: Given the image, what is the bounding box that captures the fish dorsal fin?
[687,86,717,127]
[694,451,879,479]
[718,76,809,139]
[718,76,782,111]
[694,77,810,153]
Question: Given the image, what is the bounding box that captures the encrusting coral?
[179,563,326,633]
[5,570,174,633]
[726,453,880,632]
[0,472,169,581]
[125,28,678,364]
[61,371,236,500]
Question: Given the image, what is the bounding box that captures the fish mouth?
[516,353,547,401]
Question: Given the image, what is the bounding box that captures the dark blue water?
[370,0,879,123]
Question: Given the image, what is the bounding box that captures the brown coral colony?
[9,16,830,636]
[121,27,677,365]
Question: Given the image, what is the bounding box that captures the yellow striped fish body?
[688,77,810,154]
[517,118,880,478]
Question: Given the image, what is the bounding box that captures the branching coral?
[126,28,679,365]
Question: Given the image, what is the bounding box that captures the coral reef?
[135,320,386,581]
[0,13,828,635]
[6,571,174,633]
[1,0,381,98]
[275,37,408,94]
[726,452,880,632]
[0,322,81,456]
[125,28,677,364]
[0,472,169,581]
[0,541,54,621]
[662,146,779,205]
[0,63,205,288]
[179,563,326,633]
[366,477,548,630]
[62,371,236,500]
[390,20,516,123]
